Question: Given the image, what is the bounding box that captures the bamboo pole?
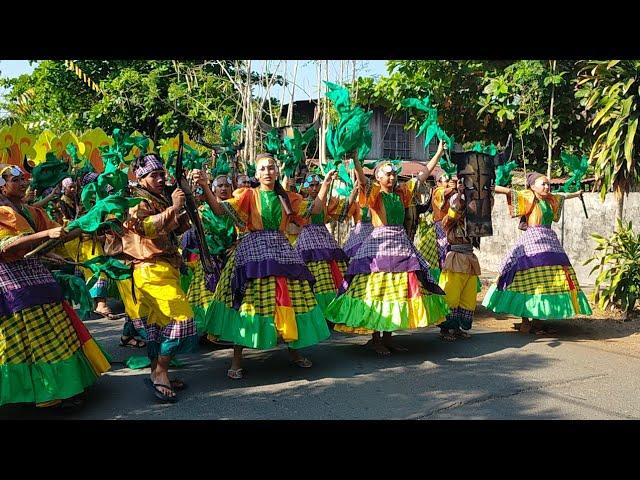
[547,60,556,179]
[286,60,299,126]
[278,61,288,128]
[318,61,325,167]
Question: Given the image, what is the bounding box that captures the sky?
[250,60,389,102]
[0,59,390,101]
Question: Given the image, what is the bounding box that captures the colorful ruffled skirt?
[0,259,110,406]
[205,230,330,349]
[414,213,441,282]
[185,256,223,333]
[295,224,348,313]
[482,225,592,319]
[327,225,449,333]
[342,221,374,258]
[434,220,449,270]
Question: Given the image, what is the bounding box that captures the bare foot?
[519,322,532,334]
[368,341,391,356]
[454,329,472,339]
[151,372,176,399]
[94,301,112,316]
[288,349,313,367]
[382,339,409,352]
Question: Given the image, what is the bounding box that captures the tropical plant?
[584,219,640,316]
[576,60,640,220]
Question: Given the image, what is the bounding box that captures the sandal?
[144,378,177,403]
[439,331,457,342]
[291,357,313,368]
[227,368,244,380]
[169,378,187,391]
[120,336,147,348]
[383,343,409,353]
[454,330,472,339]
[367,342,391,356]
[94,310,126,320]
[534,327,557,336]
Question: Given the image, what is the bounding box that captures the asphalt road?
[2,314,639,420]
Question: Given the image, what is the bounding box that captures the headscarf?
[526,171,544,188]
[134,153,164,179]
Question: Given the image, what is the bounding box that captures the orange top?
[0,204,60,262]
[431,185,454,222]
[358,178,417,227]
[220,187,313,232]
[508,189,563,226]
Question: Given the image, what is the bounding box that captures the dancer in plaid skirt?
[201,172,252,347]
[412,180,441,283]
[121,154,197,402]
[194,154,335,379]
[431,171,456,271]
[0,165,110,409]
[326,142,450,356]
[295,173,349,320]
[181,174,236,340]
[342,195,374,259]
[483,172,592,334]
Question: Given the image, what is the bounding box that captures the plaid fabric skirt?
[187,259,222,333]
[205,234,330,349]
[414,214,439,270]
[231,230,314,309]
[495,226,575,293]
[240,277,318,317]
[0,259,62,316]
[307,260,348,295]
[0,301,104,405]
[347,225,443,294]
[342,221,374,258]
[435,220,448,270]
[187,259,220,309]
[328,270,449,333]
[482,225,592,319]
[1,302,81,365]
[295,224,348,263]
[211,247,237,309]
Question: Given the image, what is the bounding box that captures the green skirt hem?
[0,349,99,406]
[481,284,593,320]
[326,293,450,332]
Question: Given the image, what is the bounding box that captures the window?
[383,124,411,159]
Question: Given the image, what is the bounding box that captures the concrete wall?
[479,192,640,285]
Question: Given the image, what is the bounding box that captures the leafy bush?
[584,219,640,315]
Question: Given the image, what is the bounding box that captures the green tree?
[353,60,509,143]
[0,60,274,145]
[576,60,640,219]
[478,60,588,175]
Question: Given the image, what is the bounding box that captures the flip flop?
[93,310,126,320]
[170,378,187,391]
[454,330,472,339]
[439,332,457,342]
[291,357,313,368]
[143,378,177,403]
[384,343,409,353]
[367,343,391,356]
[120,336,147,348]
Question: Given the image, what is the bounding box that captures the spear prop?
[175,132,218,275]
